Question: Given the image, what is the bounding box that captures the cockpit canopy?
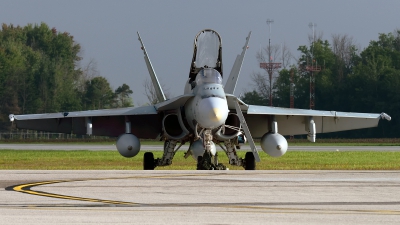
[195,30,221,69]
[189,29,223,83]
[195,68,223,86]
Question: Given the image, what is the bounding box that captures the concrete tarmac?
[1,170,400,224]
[0,143,399,151]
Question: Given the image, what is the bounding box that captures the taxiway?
[1,170,400,224]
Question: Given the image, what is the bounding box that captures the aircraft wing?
[226,96,391,138]
[9,105,162,138]
[9,94,195,139]
[245,105,390,138]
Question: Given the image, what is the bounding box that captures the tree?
[240,90,267,105]
[280,43,294,69]
[250,71,270,101]
[0,23,84,114]
[241,29,399,138]
[76,59,99,93]
[331,34,359,82]
[250,42,294,106]
[143,78,171,105]
[298,39,342,111]
[114,83,133,107]
[272,68,304,108]
[0,22,140,131]
[84,77,114,109]
[346,31,400,138]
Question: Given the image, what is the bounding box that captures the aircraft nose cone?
[210,107,223,122]
[197,97,228,128]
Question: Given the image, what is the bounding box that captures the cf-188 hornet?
[9,29,391,170]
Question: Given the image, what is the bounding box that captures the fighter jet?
[9,29,391,170]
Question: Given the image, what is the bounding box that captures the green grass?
[0,141,398,146]
[1,138,399,146]
[1,150,400,170]
[288,142,400,146]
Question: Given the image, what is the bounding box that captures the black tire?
[143,152,155,170]
[196,156,204,170]
[244,152,256,170]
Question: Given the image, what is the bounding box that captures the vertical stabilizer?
[137,32,166,103]
[224,32,251,94]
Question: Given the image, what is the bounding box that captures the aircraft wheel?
[244,152,256,170]
[143,152,155,170]
[196,156,204,170]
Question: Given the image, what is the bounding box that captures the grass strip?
[1,138,399,146]
[1,150,400,170]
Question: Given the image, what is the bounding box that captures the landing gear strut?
[143,139,185,170]
[219,140,256,170]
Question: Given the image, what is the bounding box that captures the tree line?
[0,23,133,131]
[241,30,400,138]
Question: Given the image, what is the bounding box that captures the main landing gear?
[142,134,256,170]
[244,152,256,170]
[143,152,155,170]
[143,150,255,170]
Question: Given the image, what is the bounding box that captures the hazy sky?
[1,0,399,105]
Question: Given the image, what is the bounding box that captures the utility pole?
[260,19,281,106]
[306,22,320,110]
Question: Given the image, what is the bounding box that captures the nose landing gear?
[196,152,226,170]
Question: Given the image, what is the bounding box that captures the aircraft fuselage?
[184,68,228,130]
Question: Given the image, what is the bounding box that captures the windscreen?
[195,68,223,86]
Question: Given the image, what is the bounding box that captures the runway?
[1,170,400,224]
[0,143,399,151]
